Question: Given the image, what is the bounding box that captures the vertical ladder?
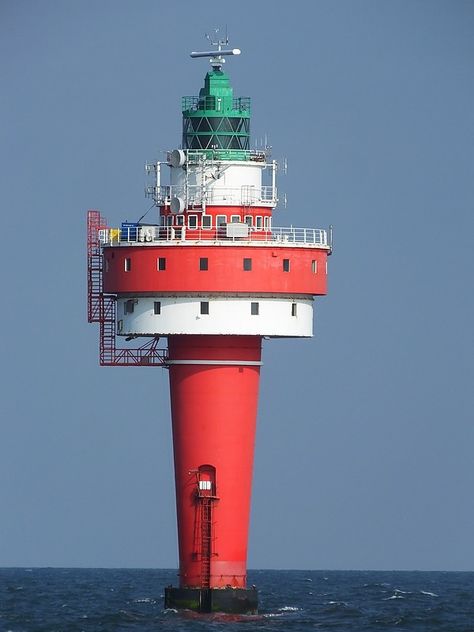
[87,210,107,323]
[200,498,212,588]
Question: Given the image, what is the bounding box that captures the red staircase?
[87,210,168,367]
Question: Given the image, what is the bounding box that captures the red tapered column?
[168,335,262,589]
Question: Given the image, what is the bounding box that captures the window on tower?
[283,259,290,272]
[157,257,166,271]
[188,215,198,229]
[200,301,209,315]
[154,301,161,315]
[243,258,252,271]
[124,257,131,272]
[251,302,259,315]
[124,299,135,315]
[202,215,212,229]
[200,257,208,271]
[291,303,297,317]
[312,260,317,273]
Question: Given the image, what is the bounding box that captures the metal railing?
[145,184,277,207]
[182,96,251,113]
[99,225,330,248]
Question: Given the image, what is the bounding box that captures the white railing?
[145,184,277,208]
[99,225,330,248]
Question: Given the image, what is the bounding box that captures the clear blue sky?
[1,0,473,571]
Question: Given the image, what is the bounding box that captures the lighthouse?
[87,36,331,614]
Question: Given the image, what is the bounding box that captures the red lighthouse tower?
[87,38,331,614]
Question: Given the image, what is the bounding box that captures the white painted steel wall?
[169,161,269,207]
[117,296,313,337]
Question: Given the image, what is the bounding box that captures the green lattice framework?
[182,69,251,161]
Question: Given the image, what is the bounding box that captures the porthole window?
[200,301,209,315]
[157,257,166,271]
[251,302,259,315]
[200,257,208,271]
[283,258,290,272]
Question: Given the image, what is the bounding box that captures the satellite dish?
[170,149,186,168]
[170,196,185,214]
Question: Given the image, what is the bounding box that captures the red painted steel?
[168,335,261,588]
[103,245,328,295]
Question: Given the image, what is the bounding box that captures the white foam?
[420,590,438,597]
[278,606,301,611]
[134,598,155,603]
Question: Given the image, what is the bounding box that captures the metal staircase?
[87,210,168,367]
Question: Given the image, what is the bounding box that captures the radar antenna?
[190,28,241,70]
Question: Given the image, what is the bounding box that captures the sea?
[0,568,473,631]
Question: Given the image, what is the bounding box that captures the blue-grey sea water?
[0,568,473,631]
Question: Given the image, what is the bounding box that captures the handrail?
[99,225,330,248]
[145,184,277,207]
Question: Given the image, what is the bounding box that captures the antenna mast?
[190,28,241,70]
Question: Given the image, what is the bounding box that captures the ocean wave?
[420,590,439,597]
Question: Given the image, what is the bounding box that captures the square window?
[202,215,212,229]
[124,257,131,272]
[283,258,290,272]
[157,257,166,271]
[188,215,198,229]
[291,303,297,317]
[231,215,240,223]
[243,258,252,271]
[244,215,253,227]
[251,302,259,315]
[200,301,209,315]
[200,257,208,271]
[154,301,161,315]
[264,216,270,230]
[256,216,263,229]
[312,260,317,273]
[124,299,135,314]
[176,215,184,226]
